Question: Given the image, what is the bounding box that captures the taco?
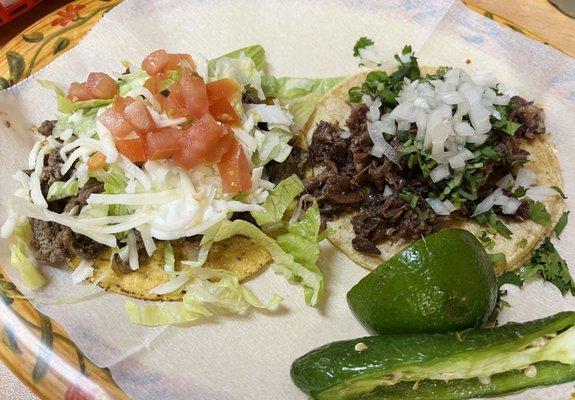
[298,50,564,275]
[2,46,334,324]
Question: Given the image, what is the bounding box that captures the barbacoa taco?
[1,46,338,324]
[297,47,564,274]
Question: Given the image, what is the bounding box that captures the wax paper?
[1,1,575,398]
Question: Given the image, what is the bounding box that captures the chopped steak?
[37,120,56,137]
[241,87,265,104]
[509,96,545,139]
[265,145,310,184]
[60,227,107,260]
[30,219,69,264]
[30,176,106,264]
[40,150,66,198]
[305,96,540,254]
[64,179,104,214]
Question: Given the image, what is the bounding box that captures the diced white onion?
[430,164,451,183]
[454,121,475,136]
[383,185,393,197]
[426,198,451,215]
[472,188,504,217]
[339,130,351,139]
[525,186,559,201]
[502,197,522,214]
[442,199,456,212]
[514,168,537,189]
[367,121,400,165]
[497,174,515,189]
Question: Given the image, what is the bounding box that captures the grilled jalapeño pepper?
[291,312,575,399]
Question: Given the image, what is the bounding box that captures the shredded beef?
[509,96,545,139]
[304,95,541,254]
[242,88,265,104]
[37,120,56,137]
[30,177,106,264]
[265,146,310,184]
[40,151,66,198]
[64,179,104,214]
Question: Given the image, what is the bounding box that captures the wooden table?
[0,0,573,399]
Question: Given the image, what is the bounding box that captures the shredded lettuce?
[78,204,109,218]
[38,79,113,114]
[261,75,344,132]
[126,267,282,326]
[206,219,323,306]
[103,170,130,216]
[9,222,46,290]
[276,201,325,306]
[57,97,113,114]
[118,69,150,97]
[47,179,79,201]
[209,45,266,97]
[164,241,175,274]
[251,175,304,226]
[253,127,293,166]
[125,298,212,326]
[208,44,265,72]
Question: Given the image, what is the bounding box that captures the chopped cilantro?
[489,252,507,265]
[511,187,527,198]
[478,231,495,249]
[492,119,521,135]
[498,238,574,296]
[160,89,170,97]
[528,201,552,226]
[399,190,419,209]
[518,238,528,248]
[551,186,567,199]
[347,46,421,106]
[353,37,374,57]
[555,211,569,238]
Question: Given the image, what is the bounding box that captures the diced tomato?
[115,133,147,163]
[165,53,195,71]
[124,100,156,134]
[67,82,93,101]
[141,49,169,76]
[178,72,209,119]
[218,138,252,194]
[87,152,107,171]
[162,87,189,118]
[85,72,119,99]
[206,78,241,104]
[113,95,135,111]
[209,98,241,126]
[173,114,227,169]
[146,128,182,160]
[98,107,134,139]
